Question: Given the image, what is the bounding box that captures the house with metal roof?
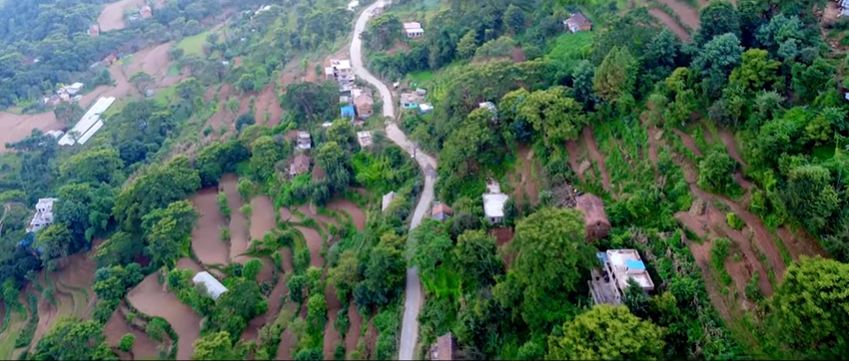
[192,271,228,300]
[589,249,655,305]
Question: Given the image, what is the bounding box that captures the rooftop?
[192,271,228,300]
[483,193,509,218]
[403,22,423,30]
[357,131,373,148]
[606,249,654,291]
[58,96,115,146]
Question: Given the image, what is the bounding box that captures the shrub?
[119,334,135,352]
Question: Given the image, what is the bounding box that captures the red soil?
[658,0,701,30]
[295,226,324,268]
[717,129,745,166]
[673,129,703,157]
[254,84,283,127]
[565,140,585,181]
[327,199,366,231]
[280,247,295,274]
[250,196,276,243]
[649,8,692,42]
[777,227,826,261]
[0,111,62,153]
[97,0,146,32]
[276,328,296,360]
[221,174,250,263]
[124,42,183,88]
[344,303,362,357]
[104,307,160,360]
[365,318,377,359]
[323,285,342,360]
[510,146,542,207]
[127,273,202,360]
[30,252,97,349]
[583,127,612,192]
[190,188,230,265]
[176,257,203,273]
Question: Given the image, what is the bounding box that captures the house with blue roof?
[589,249,655,305]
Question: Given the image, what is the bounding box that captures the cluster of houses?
[42,82,84,106]
[324,59,375,122]
[400,88,432,114]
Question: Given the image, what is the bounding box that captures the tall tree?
[768,257,849,359]
[493,208,595,330]
[695,1,741,44]
[692,33,743,98]
[33,318,115,360]
[593,46,637,104]
[546,305,665,360]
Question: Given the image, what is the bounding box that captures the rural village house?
[574,193,611,241]
[482,181,508,224]
[564,12,592,33]
[27,198,58,233]
[357,131,373,148]
[589,249,655,305]
[403,21,424,38]
[431,202,453,221]
[296,131,312,151]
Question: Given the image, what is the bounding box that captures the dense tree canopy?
[546,305,665,360]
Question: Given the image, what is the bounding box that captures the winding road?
[350,1,437,359]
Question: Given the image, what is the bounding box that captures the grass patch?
[545,31,593,72]
[176,31,209,57]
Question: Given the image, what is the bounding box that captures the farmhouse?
[482,181,508,224]
[431,203,453,222]
[192,271,228,300]
[564,12,592,33]
[401,92,422,109]
[26,198,58,233]
[296,131,312,151]
[575,193,611,241]
[589,249,655,305]
[58,96,115,146]
[354,91,374,119]
[403,22,424,38]
[427,333,458,360]
[289,154,311,177]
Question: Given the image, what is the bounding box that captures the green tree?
[693,33,743,98]
[192,331,238,360]
[546,305,665,360]
[572,60,596,107]
[316,141,352,194]
[494,208,595,330]
[33,318,114,360]
[791,58,835,103]
[457,30,478,59]
[35,224,73,267]
[454,229,502,288]
[354,233,406,308]
[728,49,781,93]
[55,182,114,245]
[143,200,198,269]
[505,87,585,148]
[697,149,737,194]
[118,334,135,352]
[504,4,525,34]
[593,46,637,104]
[249,135,285,182]
[59,147,123,184]
[326,119,357,151]
[768,257,849,359]
[695,1,740,44]
[410,220,453,282]
[780,164,839,233]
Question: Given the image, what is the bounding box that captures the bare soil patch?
[124,42,183,88]
[657,0,700,30]
[365,318,377,359]
[254,84,283,127]
[323,285,342,360]
[565,140,585,181]
[295,226,324,268]
[327,199,366,231]
[127,273,201,360]
[250,196,276,243]
[649,8,692,42]
[777,227,826,261]
[0,112,61,152]
[30,252,97,349]
[97,0,146,32]
[276,328,296,360]
[190,188,230,265]
[104,306,160,360]
[510,146,542,207]
[344,302,362,357]
[673,129,703,157]
[582,127,612,192]
[221,174,250,263]
[280,248,294,274]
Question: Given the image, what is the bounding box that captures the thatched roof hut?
[575,193,610,241]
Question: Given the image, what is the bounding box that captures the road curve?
[350,1,437,359]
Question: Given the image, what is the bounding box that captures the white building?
[403,22,424,38]
[58,96,115,146]
[589,249,655,305]
[296,131,312,151]
[382,191,396,212]
[27,198,58,233]
[347,0,360,11]
[482,181,508,224]
[192,271,228,300]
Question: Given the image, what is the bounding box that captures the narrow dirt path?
[658,0,700,30]
[649,8,692,42]
[582,127,612,192]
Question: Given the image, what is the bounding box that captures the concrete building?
[354,92,374,119]
[403,22,424,38]
[27,198,58,233]
[401,92,422,110]
[347,0,360,11]
[482,181,508,224]
[296,131,312,151]
[589,249,655,305]
[192,271,228,300]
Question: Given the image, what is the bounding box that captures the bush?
[218,191,231,219]
[119,334,135,352]
[726,212,744,230]
[146,317,170,342]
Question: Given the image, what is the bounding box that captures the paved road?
[350,2,437,359]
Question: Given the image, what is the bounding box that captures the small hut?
[575,193,610,241]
